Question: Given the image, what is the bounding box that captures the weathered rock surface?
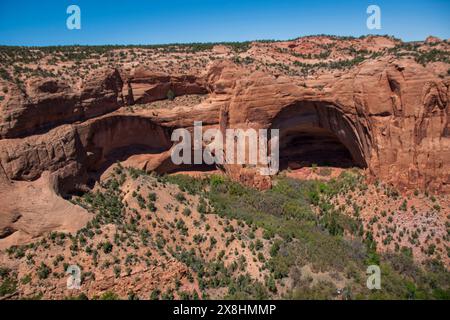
[0,37,449,244]
[0,55,449,193]
[0,68,124,139]
[202,58,450,192]
[125,67,207,105]
[0,171,91,249]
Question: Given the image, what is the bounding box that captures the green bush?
[0,268,17,297]
[166,89,175,101]
[148,192,157,202]
[175,192,186,202]
[100,291,120,300]
[37,263,51,280]
[102,241,113,254]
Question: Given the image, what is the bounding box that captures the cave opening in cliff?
[270,101,368,171]
[76,116,221,194]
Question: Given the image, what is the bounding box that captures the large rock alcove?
[269,101,369,170]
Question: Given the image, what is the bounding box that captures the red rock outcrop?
[0,37,448,200]
[213,57,449,192]
[0,56,449,194]
[0,68,125,139]
[0,36,448,248]
[125,67,207,104]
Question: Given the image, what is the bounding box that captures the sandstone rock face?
[0,68,124,139]
[125,67,207,104]
[0,37,448,199]
[80,68,124,118]
[0,78,79,138]
[0,171,91,249]
[76,114,172,173]
[0,125,84,182]
[425,36,442,44]
[216,58,449,192]
[0,36,448,248]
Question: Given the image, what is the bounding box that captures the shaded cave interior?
[79,116,217,191]
[270,101,368,171]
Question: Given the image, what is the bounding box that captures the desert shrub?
[148,192,157,202]
[291,280,337,299]
[0,268,17,297]
[150,289,161,300]
[102,241,113,254]
[175,192,186,203]
[400,200,408,211]
[149,172,450,299]
[193,234,206,244]
[197,198,207,214]
[164,174,207,195]
[20,274,31,285]
[113,266,121,278]
[100,291,119,300]
[65,293,89,300]
[183,207,191,216]
[225,274,268,300]
[147,202,157,212]
[166,89,175,101]
[37,263,51,279]
[0,68,11,81]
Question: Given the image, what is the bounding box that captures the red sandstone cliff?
[0,36,448,198]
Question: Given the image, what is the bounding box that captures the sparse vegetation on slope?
[163,170,450,299]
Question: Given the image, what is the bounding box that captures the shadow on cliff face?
[68,101,370,196]
[270,101,370,171]
[65,114,218,195]
[72,115,172,191]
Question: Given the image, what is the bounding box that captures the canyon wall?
[0,57,448,194]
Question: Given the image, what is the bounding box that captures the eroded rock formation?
[1,56,449,193]
[0,36,449,244]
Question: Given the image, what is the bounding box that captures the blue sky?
[0,0,449,46]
